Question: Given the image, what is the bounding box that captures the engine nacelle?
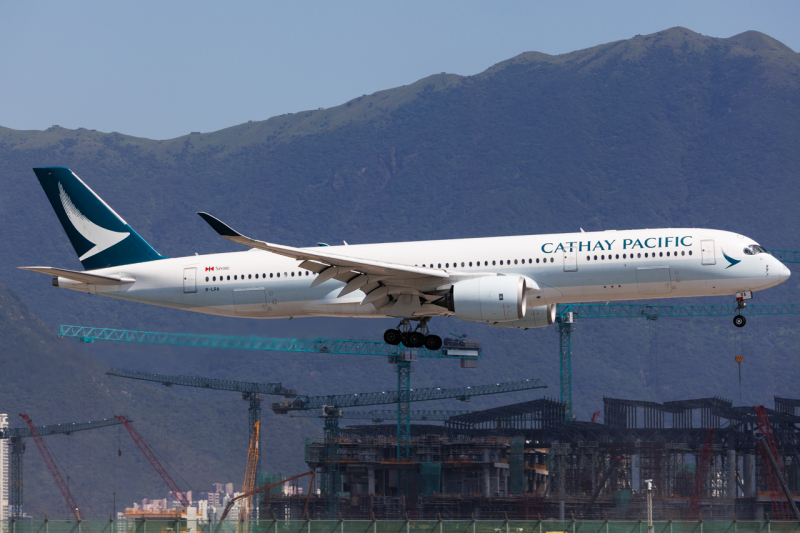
[451,276,527,322]
[488,304,556,329]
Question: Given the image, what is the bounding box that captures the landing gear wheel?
[733,315,746,328]
[405,331,425,348]
[424,335,443,351]
[384,329,402,345]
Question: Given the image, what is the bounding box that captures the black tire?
[407,331,425,348]
[424,335,443,351]
[733,315,746,328]
[384,329,402,345]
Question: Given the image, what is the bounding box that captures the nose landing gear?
[733,294,748,328]
[383,318,442,350]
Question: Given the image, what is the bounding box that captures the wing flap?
[19,266,135,285]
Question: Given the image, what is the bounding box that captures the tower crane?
[239,420,260,528]
[106,368,297,488]
[555,302,800,419]
[114,416,190,508]
[272,377,547,515]
[1,416,126,521]
[290,409,472,423]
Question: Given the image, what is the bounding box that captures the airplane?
[21,167,791,350]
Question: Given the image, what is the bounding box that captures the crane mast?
[18,415,88,528]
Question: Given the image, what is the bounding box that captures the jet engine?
[449,276,527,322]
[488,304,556,329]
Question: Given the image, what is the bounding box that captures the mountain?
[1,26,800,514]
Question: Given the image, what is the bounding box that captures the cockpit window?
[744,245,771,255]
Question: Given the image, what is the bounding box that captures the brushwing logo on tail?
[58,182,129,261]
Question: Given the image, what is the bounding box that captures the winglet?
[197,212,242,237]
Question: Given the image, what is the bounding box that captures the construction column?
[727,437,737,498]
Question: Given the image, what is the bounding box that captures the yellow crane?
[238,420,260,533]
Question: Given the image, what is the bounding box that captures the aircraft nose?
[780,263,791,283]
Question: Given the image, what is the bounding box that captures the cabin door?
[701,240,716,265]
[563,247,578,272]
[183,267,197,293]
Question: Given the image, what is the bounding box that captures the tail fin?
[32,167,166,270]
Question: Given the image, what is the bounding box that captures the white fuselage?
[55,228,790,321]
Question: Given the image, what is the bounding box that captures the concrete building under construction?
[261,396,800,521]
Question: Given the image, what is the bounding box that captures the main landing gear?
[383,318,443,350]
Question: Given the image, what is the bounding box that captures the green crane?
[0,416,127,520]
[105,368,297,508]
[555,302,800,420]
[290,409,472,422]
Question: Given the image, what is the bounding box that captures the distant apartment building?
[0,414,8,524]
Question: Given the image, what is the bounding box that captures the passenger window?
[601,255,605,260]
[637,253,641,258]
[681,251,685,256]
[255,274,259,279]
[492,261,496,265]
[277,273,280,278]
[438,263,442,268]
[659,252,663,257]
[484,261,488,266]
[291,272,295,277]
[500,260,503,265]
[586,256,590,261]
[594,255,597,260]
[306,271,309,276]
[249,274,252,279]
[550,257,554,263]
[645,253,648,258]
[616,254,619,259]
[666,252,670,257]
[234,275,238,280]
[461,262,465,267]
[446,263,449,268]
[206,277,210,282]
[469,262,472,267]
[270,273,274,278]
[514,259,518,264]
[689,251,692,255]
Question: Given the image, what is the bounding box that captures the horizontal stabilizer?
[19,266,135,285]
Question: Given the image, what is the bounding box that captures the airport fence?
[4,521,800,533]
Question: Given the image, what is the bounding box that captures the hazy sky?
[2,1,797,140]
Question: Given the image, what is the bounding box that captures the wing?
[19,266,135,285]
[197,213,449,305]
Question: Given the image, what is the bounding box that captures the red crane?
[688,426,714,520]
[19,414,85,522]
[114,416,190,508]
[756,406,791,520]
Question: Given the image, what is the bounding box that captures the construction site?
[6,298,800,529]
